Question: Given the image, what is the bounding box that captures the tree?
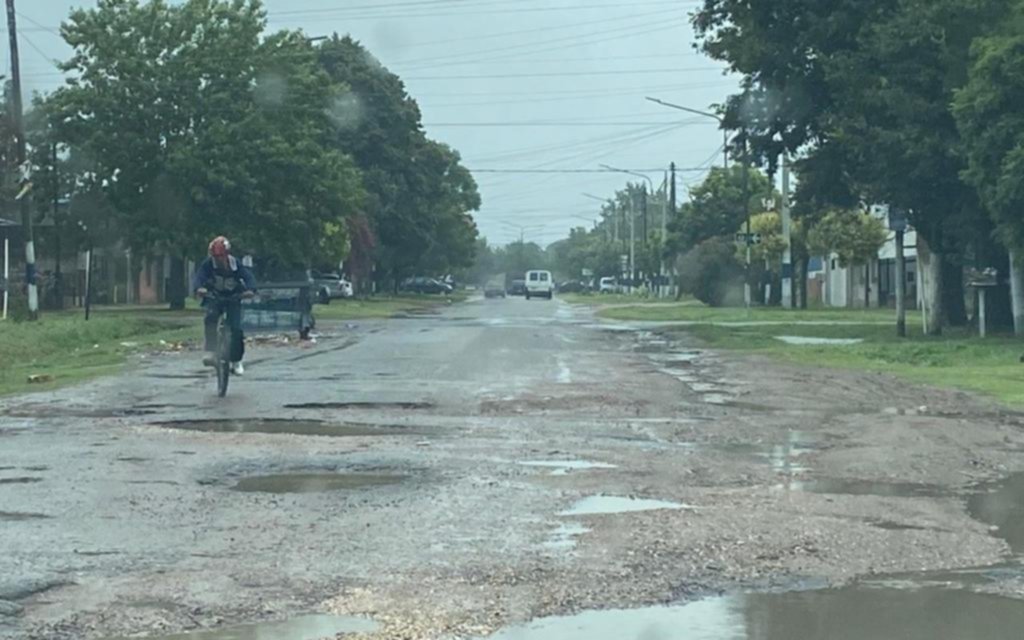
[666,165,772,256]
[677,236,744,307]
[955,28,1024,333]
[807,209,888,269]
[51,0,364,308]
[316,36,479,287]
[693,0,1013,332]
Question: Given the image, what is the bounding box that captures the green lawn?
[597,302,919,325]
[314,293,466,320]
[0,309,201,396]
[678,319,1024,405]
[560,292,700,306]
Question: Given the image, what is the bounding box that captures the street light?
[645,97,728,169]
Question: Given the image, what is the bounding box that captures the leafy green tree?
[807,209,888,269]
[666,165,772,256]
[51,0,364,307]
[315,36,479,287]
[954,27,1024,332]
[693,0,1012,331]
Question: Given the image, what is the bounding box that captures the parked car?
[484,280,506,298]
[525,270,554,300]
[312,272,354,304]
[507,279,527,296]
[557,280,588,294]
[599,277,618,294]
[402,276,454,295]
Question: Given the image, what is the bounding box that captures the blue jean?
[203,298,245,363]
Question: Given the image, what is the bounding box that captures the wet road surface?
[3,296,1024,639]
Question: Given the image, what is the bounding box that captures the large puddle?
[157,419,418,438]
[776,478,950,498]
[231,473,405,494]
[485,585,1024,639]
[102,614,377,639]
[559,496,688,516]
[969,472,1024,555]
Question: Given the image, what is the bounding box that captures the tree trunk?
[917,234,944,335]
[942,257,967,327]
[1009,248,1024,336]
[168,255,186,310]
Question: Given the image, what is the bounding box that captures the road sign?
[581,268,593,277]
[735,232,762,246]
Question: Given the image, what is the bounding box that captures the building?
[810,205,919,309]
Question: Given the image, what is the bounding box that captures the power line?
[272,0,685,20]
[470,167,713,174]
[425,121,692,127]
[405,66,723,81]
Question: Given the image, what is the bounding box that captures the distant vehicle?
[599,277,618,294]
[402,277,453,295]
[525,270,554,300]
[557,280,588,294]
[484,280,506,298]
[507,279,527,296]
[311,272,353,304]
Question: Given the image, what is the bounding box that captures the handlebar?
[199,289,254,301]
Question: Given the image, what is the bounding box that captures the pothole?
[485,587,1024,639]
[969,472,1024,555]
[559,496,690,516]
[283,401,434,410]
[544,523,590,551]
[98,614,378,640]
[775,336,865,345]
[791,479,950,498]
[156,419,421,438]
[230,473,406,494]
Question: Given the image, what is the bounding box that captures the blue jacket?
[191,256,256,296]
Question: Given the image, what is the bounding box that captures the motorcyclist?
[191,236,256,374]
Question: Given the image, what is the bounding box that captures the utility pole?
[781,155,793,309]
[892,207,908,337]
[742,130,751,309]
[669,162,677,298]
[6,0,37,319]
[52,142,63,309]
[629,191,636,293]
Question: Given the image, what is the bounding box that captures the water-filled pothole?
[0,477,42,485]
[969,472,1024,555]
[284,401,434,410]
[156,419,419,438]
[100,614,377,640]
[485,586,1024,639]
[0,511,51,521]
[230,473,406,494]
[559,496,689,516]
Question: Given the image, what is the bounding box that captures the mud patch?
[487,586,1024,639]
[559,496,688,516]
[99,614,378,640]
[870,520,933,532]
[22,465,48,472]
[230,473,406,494]
[117,457,150,463]
[284,401,434,410]
[156,419,420,438]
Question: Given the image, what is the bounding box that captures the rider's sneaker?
[202,354,216,367]
[230,362,245,376]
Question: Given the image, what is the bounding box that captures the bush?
[677,236,744,307]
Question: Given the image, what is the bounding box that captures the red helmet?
[208,236,230,258]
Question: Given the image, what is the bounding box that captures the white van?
[599,277,617,294]
[525,270,554,300]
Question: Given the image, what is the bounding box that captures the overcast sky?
[13,0,738,247]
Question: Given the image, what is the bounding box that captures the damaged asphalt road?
[3,297,1024,639]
